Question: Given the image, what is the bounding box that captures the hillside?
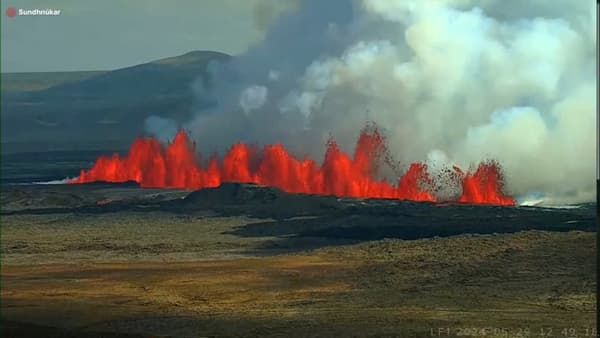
[1,51,231,153]
[1,71,107,92]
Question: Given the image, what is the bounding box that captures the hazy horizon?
[1,0,297,72]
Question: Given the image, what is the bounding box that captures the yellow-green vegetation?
[1,210,596,338]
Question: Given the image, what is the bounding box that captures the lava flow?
[70,125,516,206]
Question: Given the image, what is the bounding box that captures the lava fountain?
[70,125,516,206]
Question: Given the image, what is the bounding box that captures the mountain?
[1,51,231,153]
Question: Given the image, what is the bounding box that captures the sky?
[1,0,296,72]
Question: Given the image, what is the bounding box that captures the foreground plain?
[1,183,597,337]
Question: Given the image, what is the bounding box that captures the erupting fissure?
[70,125,516,205]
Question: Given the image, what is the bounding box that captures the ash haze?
[164,0,596,205]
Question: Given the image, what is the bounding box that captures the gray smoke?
[239,85,269,114]
[184,0,597,205]
[144,115,178,143]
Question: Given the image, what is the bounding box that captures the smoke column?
[146,0,597,205]
[144,116,179,143]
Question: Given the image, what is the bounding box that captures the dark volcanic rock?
[184,183,285,205]
[181,183,342,219]
[78,180,140,188]
[2,182,596,246]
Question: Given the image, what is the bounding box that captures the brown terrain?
[1,183,597,337]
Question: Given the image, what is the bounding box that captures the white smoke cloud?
[240,85,269,114]
[184,0,596,204]
[268,70,280,81]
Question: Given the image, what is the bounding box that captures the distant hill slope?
[38,50,229,102]
[1,71,107,92]
[1,51,231,154]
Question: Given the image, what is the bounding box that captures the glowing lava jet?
[71,125,516,206]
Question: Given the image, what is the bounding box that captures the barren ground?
[1,183,597,337]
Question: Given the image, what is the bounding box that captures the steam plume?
[180,0,597,205]
[144,116,178,143]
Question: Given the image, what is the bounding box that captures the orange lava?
[70,126,516,206]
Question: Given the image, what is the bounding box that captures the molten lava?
[71,126,516,206]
